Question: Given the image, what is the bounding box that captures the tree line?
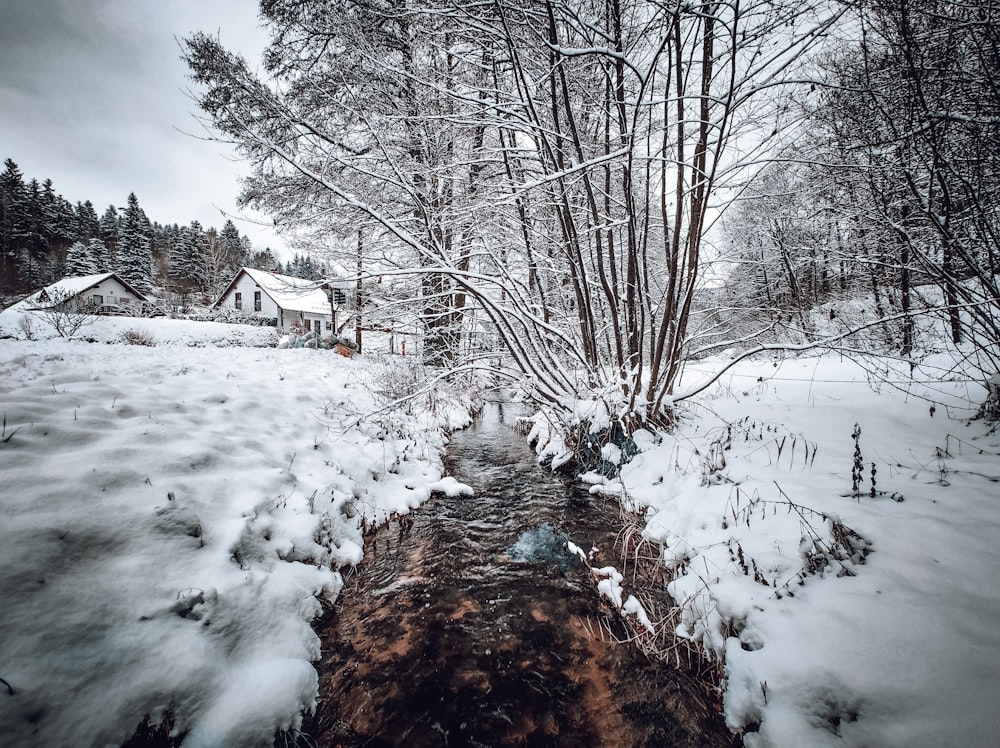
[0,157,322,302]
[717,0,1000,377]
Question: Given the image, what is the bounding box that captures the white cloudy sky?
[0,0,288,256]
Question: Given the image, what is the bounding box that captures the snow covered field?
[0,319,474,747]
[555,354,1000,747]
[3,303,999,747]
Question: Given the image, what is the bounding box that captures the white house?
[213,267,348,334]
[9,272,147,315]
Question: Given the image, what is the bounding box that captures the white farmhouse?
[9,272,147,314]
[214,267,348,334]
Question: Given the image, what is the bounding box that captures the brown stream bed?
[307,402,737,747]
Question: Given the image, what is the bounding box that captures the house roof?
[5,272,147,312]
[215,268,335,316]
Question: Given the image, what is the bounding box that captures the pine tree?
[99,205,119,263]
[76,201,101,241]
[88,238,110,273]
[239,235,253,266]
[117,192,153,293]
[219,219,246,275]
[39,182,75,281]
[169,221,205,291]
[1,158,30,290]
[289,254,321,280]
[65,240,98,277]
[249,247,277,271]
[21,179,48,287]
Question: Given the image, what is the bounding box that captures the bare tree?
[185,0,843,429]
[808,0,1000,381]
[200,228,233,300]
[29,288,99,339]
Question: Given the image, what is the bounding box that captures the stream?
[308,401,736,747]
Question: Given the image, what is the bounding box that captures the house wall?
[223,273,281,323]
[85,278,142,307]
[277,308,333,334]
[222,273,332,333]
[298,312,333,336]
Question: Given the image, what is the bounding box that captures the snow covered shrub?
[16,315,35,340]
[212,307,277,327]
[121,328,156,346]
[367,357,428,411]
[561,418,638,479]
[726,487,872,590]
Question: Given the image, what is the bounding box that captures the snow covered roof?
[216,268,337,316]
[4,272,146,312]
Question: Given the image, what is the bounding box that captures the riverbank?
[0,339,474,747]
[537,353,1000,747]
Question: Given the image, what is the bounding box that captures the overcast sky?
[0,0,288,256]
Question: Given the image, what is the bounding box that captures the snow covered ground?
[4,302,999,747]
[0,315,474,747]
[550,354,1000,747]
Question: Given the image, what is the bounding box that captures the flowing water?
[309,401,736,747]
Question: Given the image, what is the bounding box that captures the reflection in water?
[310,401,735,747]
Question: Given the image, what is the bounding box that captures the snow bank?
[597,354,1000,746]
[0,340,474,746]
[0,307,279,347]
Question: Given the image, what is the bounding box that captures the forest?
[0,159,329,304]
[183,0,999,425]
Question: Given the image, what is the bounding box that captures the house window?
[313,319,321,334]
[92,294,103,305]
[234,292,242,310]
[254,291,262,312]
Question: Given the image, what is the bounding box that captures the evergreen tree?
[76,201,101,241]
[99,205,119,263]
[117,192,152,293]
[239,235,253,266]
[21,179,48,287]
[1,158,30,289]
[219,219,246,274]
[65,240,98,277]
[41,179,76,256]
[249,247,277,271]
[88,238,110,273]
[169,221,205,290]
[289,254,321,280]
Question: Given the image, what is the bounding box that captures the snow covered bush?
[0,308,279,347]
[121,328,156,346]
